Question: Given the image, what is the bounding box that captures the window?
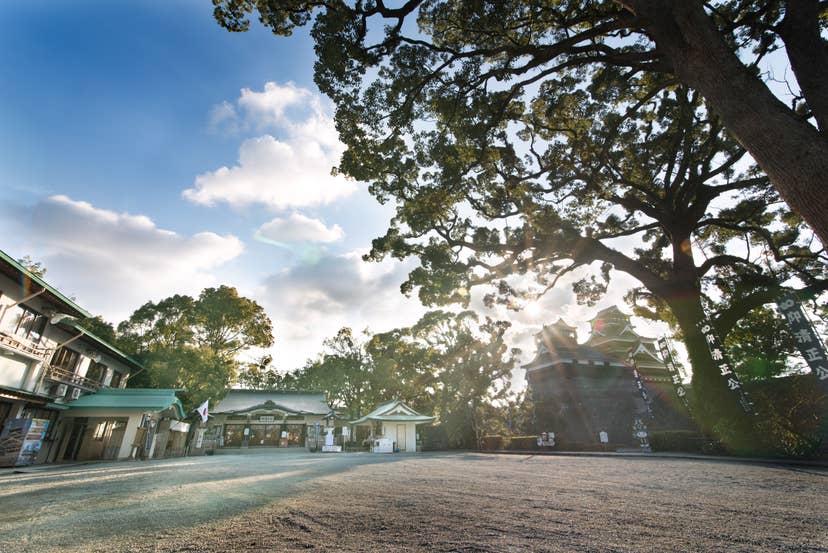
[1,304,47,343]
[51,347,80,372]
[86,361,108,384]
[109,371,123,388]
[92,421,108,441]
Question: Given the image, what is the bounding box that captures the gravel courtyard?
[0,451,825,553]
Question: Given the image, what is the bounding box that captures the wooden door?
[396,424,406,452]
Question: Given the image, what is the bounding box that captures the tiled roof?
[65,388,185,418]
[212,390,330,415]
[350,399,435,425]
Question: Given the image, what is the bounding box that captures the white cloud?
[3,195,244,322]
[237,81,313,129]
[188,82,354,209]
[258,250,426,369]
[256,212,344,244]
[185,135,355,209]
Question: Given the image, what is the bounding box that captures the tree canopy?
[213,1,828,441]
[271,312,518,446]
[213,0,828,246]
[119,286,273,410]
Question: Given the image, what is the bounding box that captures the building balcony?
[0,329,52,361]
[44,365,101,392]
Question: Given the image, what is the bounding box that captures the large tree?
[405,310,518,447]
[214,2,828,442]
[279,313,517,446]
[370,78,826,440]
[293,327,375,418]
[118,286,274,410]
[213,0,828,248]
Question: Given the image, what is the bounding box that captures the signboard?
[599,431,609,444]
[537,432,555,447]
[194,428,205,449]
[698,320,755,414]
[776,293,828,393]
[17,418,49,466]
[169,421,190,433]
[341,426,350,438]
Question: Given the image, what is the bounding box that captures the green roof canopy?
[0,249,92,319]
[350,399,435,426]
[65,388,185,419]
[59,318,146,372]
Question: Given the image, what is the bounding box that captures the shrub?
[479,435,509,450]
[507,436,539,451]
[649,430,713,453]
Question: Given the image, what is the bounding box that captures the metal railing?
[0,329,52,359]
[44,364,102,391]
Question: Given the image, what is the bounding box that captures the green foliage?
[283,327,374,418]
[212,0,828,447]
[648,431,718,454]
[479,435,506,450]
[17,255,46,278]
[235,355,288,389]
[76,315,117,345]
[283,312,519,446]
[747,376,825,458]
[118,286,273,411]
[506,436,539,451]
[724,307,801,381]
[192,286,273,360]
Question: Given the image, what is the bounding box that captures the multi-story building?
[523,307,694,449]
[0,250,183,466]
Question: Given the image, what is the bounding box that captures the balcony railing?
[0,329,52,360]
[44,364,101,392]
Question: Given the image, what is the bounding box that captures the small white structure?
[350,399,434,453]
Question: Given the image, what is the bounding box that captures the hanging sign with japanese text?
[697,320,755,414]
[657,338,691,412]
[627,353,654,419]
[776,293,828,393]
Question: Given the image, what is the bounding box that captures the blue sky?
[0,0,666,372]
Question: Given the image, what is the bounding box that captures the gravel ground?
[0,451,825,552]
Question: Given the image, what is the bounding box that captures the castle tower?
[523,308,696,449]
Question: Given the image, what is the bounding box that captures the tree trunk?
[778,0,828,133]
[633,0,828,247]
[665,287,756,451]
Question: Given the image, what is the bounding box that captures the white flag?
[197,400,209,423]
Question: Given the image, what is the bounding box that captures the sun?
[523,301,543,320]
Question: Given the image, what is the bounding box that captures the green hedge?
[649,430,724,454]
[478,435,543,450]
[480,436,506,450]
[507,436,540,450]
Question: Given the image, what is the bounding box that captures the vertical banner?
[657,338,692,412]
[697,320,755,414]
[627,353,654,419]
[776,293,828,394]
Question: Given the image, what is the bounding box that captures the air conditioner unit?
[55,384,68,397]
[70,388,81,400]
